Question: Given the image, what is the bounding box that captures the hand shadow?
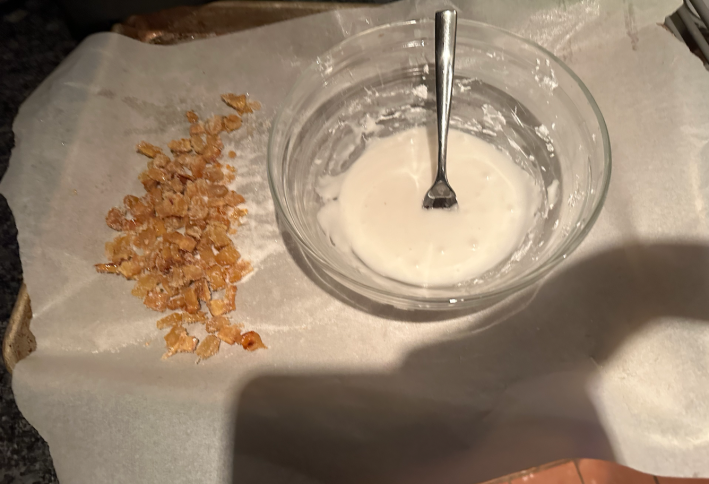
[229,242,709,484]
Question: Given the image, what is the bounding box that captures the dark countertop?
[1,0,74,481]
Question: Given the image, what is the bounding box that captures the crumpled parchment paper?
[4,0,709,482]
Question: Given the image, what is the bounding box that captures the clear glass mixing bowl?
[268,19,611,310]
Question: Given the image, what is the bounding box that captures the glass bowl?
[268,18,611,310]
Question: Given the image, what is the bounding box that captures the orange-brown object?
[95,263,120,274]
[168,138,192,153]
[163,325,197,357]
[217,324,242,345]
[241,331,266,351]
[510,461,581,484]
[185,111,199,123]
[196,334,220,360]
[156,312,183,329]
[96,96,263,360]
[205,115,224,135]
[182,311,207,324]
[224,115,242,132]
[206,316,230,334]
[221,93,253,115]
[136,141,162,158]
[577,459,656,484]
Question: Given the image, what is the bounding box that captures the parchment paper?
[4,0,709,482]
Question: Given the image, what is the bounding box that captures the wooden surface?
[111,0,365,44]
[2,283,34,374]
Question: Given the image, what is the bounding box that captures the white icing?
[318,126,539,287]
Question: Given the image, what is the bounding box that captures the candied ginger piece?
[241,331,266,351]
[163,215,185,232]
[95,263,119,274]
[206,133,223,149]
[190,123,205,135]
[188,196,209,221]
[134,228,157,250]
[132,273,161,297]
[206,184,228,198]
[206,265,226,290]
[106,234,134,263]
[217,324,242,345]
[137,141,162,158]
[221,93,252,115]
[225,260,252,283]
[186,111,199,123]
[202,144,221,161]
[204,166,224,183]
[198,245,217,267]
[182,311,207,324]
[157,312,183,329]
[168,138,192,154]
[194,278,211,302]
[182,286,200,314]
[205,115,223,135]
[156,193,189,218]
[207,197,227,209]
[129,199,152,222]
[153,218,167,236]
[152,153,170,169]
[163,325,197,357]
[190,134,206,154]
[185,224,202,241]
[165,231,197,252]
[166,267,187,290]
[167,294,186,310]
[169,178,184,193]
[224,284,237,311]
[206,316,229,334]
[207,225,232,249]
[182,264,204,282]
[147,167,169,183]
[106,207,125,231]
[208,209,230,228]
[123,195,139,209]
[216,245,240,266]
[223,191,245,207]
[230,207,248,224]
[224,115,242,133]
[118,259,143,279]
[144,289,169,312]
[207,298,228,317]
[196,335,220,361]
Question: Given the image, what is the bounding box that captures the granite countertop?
[1,0,76,481]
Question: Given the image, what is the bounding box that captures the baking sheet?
[3,0,709,482]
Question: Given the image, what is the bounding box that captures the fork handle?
[435,9,457,183]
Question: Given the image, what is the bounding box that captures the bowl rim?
[267,17,612,308]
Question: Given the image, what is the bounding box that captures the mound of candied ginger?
[95,94,265,361]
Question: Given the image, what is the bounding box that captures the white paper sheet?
[4,0,709,482]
